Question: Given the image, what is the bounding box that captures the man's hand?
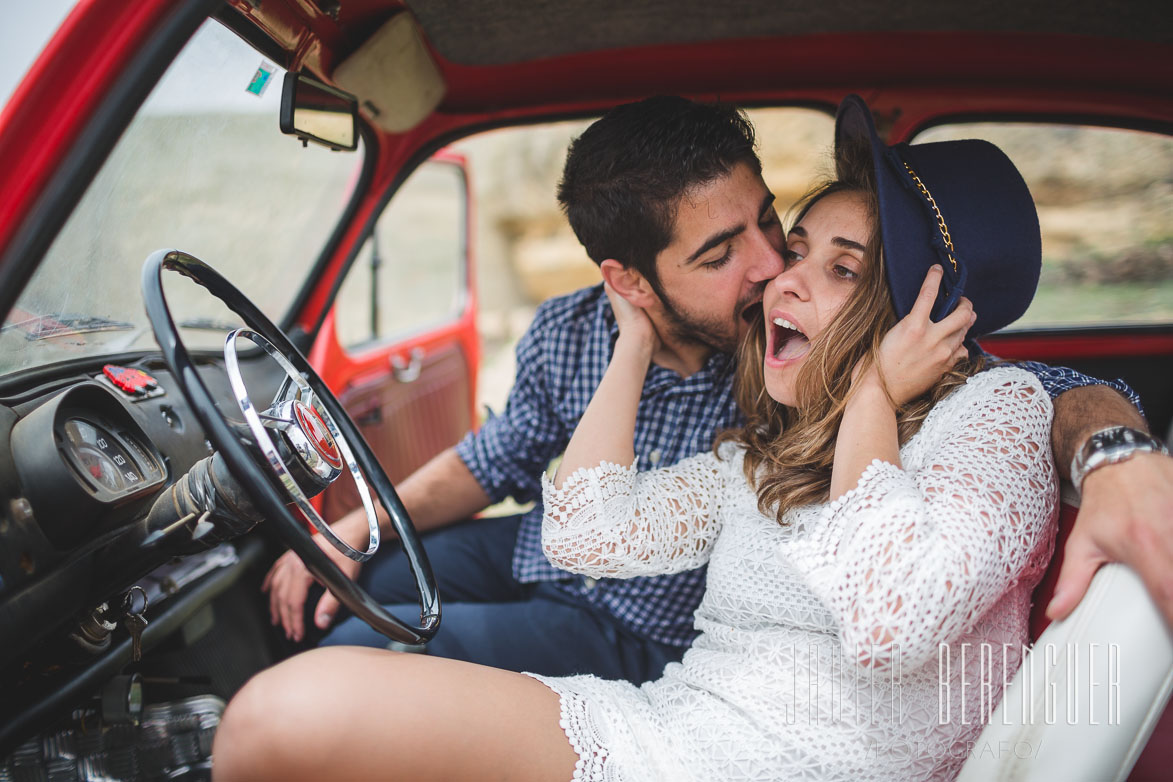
[261,510,371,641]
[258,447,491,641]
[855,265,975,406]
[1047,452,1173,625]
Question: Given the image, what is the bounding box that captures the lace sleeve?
[791,369,1058,670]
[540,450,729,578]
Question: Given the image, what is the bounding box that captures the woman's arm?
[810,269,1040,668]
[799,371,1058,671]
[831,265,974,500]
[543,283,725,578]
[542,452,726,578]
[551,315,653,487]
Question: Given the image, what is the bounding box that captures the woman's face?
[762,190,871,407]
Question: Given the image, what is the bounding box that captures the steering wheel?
[141,249,440,645]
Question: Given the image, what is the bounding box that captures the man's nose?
[746,231,785,282]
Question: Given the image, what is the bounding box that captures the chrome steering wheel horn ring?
[223,328,379,563]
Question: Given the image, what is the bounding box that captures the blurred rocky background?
[449,110,1172,411]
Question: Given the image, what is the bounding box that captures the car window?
[330,107,834,413]
[1,19,365,377]
[752,107,838,220]
[335,159,467,348]
[447,107,836,315]
[913,122,1173,329]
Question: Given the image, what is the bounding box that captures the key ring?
[123,585,149,617]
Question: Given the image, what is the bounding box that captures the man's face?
[650,161,786,356]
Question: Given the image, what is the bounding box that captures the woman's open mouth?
[765,313,810,366]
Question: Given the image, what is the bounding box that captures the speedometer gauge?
[11,382,168,548]
[63,419,141,492]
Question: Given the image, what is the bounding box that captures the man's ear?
[600,259,659,310]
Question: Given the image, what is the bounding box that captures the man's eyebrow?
[684,192,778,265]
[758,192,777,220]
[787,225,866,253]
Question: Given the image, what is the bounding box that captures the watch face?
[1075,426,1169,493]
[1102,428,1135,447]
[1092,426,1160,451]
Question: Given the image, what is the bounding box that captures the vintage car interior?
[0,1,1170,780]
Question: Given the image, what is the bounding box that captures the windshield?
[1,19,364,376]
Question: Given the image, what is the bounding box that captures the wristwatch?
[1070,426,1170,495]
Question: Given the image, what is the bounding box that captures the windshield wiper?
[1,314,136,341]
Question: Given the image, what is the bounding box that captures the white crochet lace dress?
[530,367,1058,782]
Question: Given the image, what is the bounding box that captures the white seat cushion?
[956,563,1173,781]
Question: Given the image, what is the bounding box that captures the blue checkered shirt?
[1009,360,1141,414]
[456,284,1141,647]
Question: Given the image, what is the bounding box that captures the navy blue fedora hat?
[834,94,1041,337]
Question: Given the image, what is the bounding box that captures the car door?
[309,151,478,522]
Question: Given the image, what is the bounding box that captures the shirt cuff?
[453,428,505,503]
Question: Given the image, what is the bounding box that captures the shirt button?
[649,449,662,465]
[583,577,597,591]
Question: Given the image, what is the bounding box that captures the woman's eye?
[783,249,804,266]
[833,264,859,280]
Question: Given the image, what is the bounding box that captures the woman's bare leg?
[212,646,578,781]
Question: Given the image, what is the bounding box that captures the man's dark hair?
[557,96,760,294]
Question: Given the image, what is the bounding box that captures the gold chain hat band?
[902,161,958,273]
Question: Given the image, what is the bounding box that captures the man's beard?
[657,282,766,357]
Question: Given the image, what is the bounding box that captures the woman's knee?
[214,662,286,779]
[214,648,359,780]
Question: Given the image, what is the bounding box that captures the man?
[263,96,1173,683]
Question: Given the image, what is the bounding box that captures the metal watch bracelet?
[1070,426,1169,495]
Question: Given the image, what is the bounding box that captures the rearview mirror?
[279,72,358,151]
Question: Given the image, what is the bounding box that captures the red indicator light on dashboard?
[103,365,158,396]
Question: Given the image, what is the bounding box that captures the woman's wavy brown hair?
[716,138,984,524]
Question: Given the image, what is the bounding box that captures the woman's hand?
[855,265,976,407]
[604,281,659,359]
[834,266,971,499]
[552,283,656,487]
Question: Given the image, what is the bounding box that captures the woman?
[212,96,1057,782]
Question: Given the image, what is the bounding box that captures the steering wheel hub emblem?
[265,397,346,485]
[292,400,344,471]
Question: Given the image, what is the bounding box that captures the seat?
[956,486,1173,781]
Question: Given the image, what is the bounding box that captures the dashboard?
[0,352,285,674]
